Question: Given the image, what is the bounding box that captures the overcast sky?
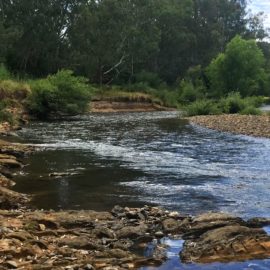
[250,0,270,28]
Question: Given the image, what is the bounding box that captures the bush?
[135,71,163,88]
[27,70,92,119]
[0,64,12,80]
[219,92,245,114]
[240,106,262,115]
[179,80,205,103]
[184,100,222,116]
[0,101,16,124]
[0,109,15,124]
[243,96,264,107]
[0,80,31,100]
[144,88,179,107]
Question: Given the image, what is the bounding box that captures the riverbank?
[90,101,173,113]
[189,114,270,138]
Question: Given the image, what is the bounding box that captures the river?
[14,111,270,269]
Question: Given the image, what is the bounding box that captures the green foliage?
[240,106,262,115]
[0,101,16,125]
[135,71,163,88]
[0,64,12,80]
[0,80,31,100]
[179,80,205,103]
[27,70,92,119]
[219,92,245,114]
[149,89,179,108]
[207,36,267,97]
[185,92,264,116]
[184,100,222,116]
[96,88,156,103]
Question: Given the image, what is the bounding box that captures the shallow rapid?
[15,112,270,219]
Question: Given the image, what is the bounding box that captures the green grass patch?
[184,92,264,116]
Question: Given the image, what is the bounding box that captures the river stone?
[0,158,22,169]
[94,227,116,239]
[181,225,270,263]
[182,212,245,239]
[116,224,148,239]
[162,218,182,233]
[4,260,18,269]
[58,236,102,250]
[247,217,270,228]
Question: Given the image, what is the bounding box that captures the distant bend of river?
[15,112,270,219]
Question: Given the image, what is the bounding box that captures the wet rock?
[96,249,133,259]
[59,236,102,250]
[247,217,270,228]
[0,174,15,188]
[6,231,33,242]
[94,227,116,239]
[4,260,18,269]
[49,172,81,178]
[181,225,270,263]
[154,231,164,238]
[0,158,22,169]
[162,218,182,233]
[116,224,148,239]
[111,205,125,218]
[110,239,134,250]
[182,212,245,239]
[0,186,30,209]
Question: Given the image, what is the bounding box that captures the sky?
[250,0,270,28]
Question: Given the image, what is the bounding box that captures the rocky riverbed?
[1,137,270,269]
[189,114,270,138]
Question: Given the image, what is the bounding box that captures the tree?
[206,35,268,97]
[69,0,160,85]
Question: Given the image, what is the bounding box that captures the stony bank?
[189,114,270,138]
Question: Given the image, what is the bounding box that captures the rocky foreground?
[1,138,270,269]
[189,114,270,138]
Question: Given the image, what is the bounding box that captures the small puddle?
[263,226,270,235]
[141,237,270,270]
[140,238,184,270]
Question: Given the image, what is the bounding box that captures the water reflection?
[14,112,270,218]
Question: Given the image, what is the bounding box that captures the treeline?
[0,0,268,86]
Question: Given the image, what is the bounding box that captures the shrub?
[0,64,12,80]
[27,70,93,119]
[243,96,264,107]
[219,92,246,114]
[184,100,222,116]
[135,71,163,88]
[240,106,262,115]
[179,80,205,103]
[0,109,15,124]
[0,80,31,100]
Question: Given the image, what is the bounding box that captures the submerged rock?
[181,225,270,263]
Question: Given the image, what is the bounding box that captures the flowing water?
[14,111,270,269]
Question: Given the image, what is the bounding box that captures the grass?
[94,85,180,108]
[184,93,265,116]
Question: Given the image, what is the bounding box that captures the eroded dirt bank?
[90,101,173,113]
[189,114,270,138]
[1,138,270,269]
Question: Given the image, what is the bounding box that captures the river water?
[14,111,270,269]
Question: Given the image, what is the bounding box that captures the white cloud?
[249,0,270,28]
